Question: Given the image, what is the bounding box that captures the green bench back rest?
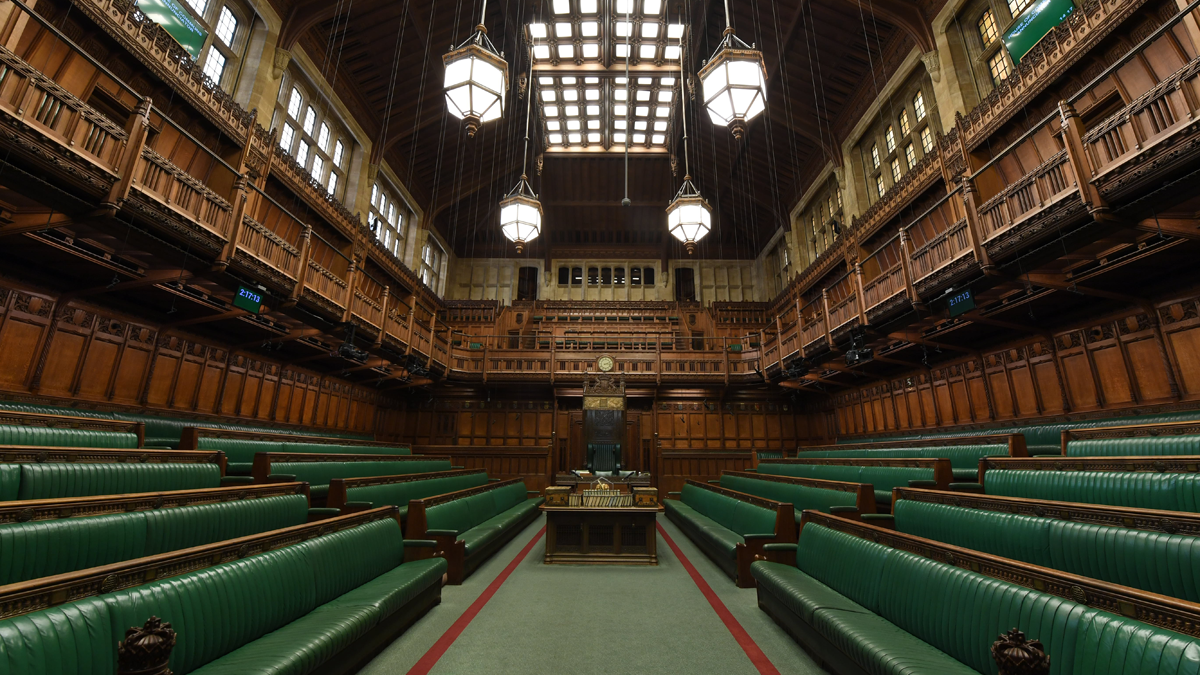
[896,499,1200,604]
[718,475,857,513]
[798,523,1200,675]
[197,438,286,466]
[679,484,776,536]
[200,439,412,472]
[894,501,1055,568]
[0,427,137,449]
[0,494,308,586]
[0,466,19,501]
[802,444,1007,469]
[758,463,933,491]
[16,464,222,501]
[0,517,404,675]
[425,482,530,535]
[985,470,1200,512]
[273,461,454,498]
[345,473,489,509]
[1068,436,1200,457]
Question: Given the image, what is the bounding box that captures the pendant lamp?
[666,28,711,255]
[443,0,508,137]
[500,49,542,253]
[698,0,767,139]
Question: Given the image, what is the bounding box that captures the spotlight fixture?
[500,48,542,253]
[844,330,873,366]
[443,0,508,137]
[666,26,711,255]
[698,0,767,139]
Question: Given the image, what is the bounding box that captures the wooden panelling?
[832,301,1198,438]
[0,283,377,433]
[656,451,754,496]
[410,444,553,492]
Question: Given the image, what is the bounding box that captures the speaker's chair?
[587,443,621,474]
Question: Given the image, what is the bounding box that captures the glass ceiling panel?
[528,0,685,153]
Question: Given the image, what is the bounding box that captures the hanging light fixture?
[499,49,541,254]
[443,0,508,137]
[667,28,712,255]
[698,0,767,139]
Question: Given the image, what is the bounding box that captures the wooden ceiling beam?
[832,0,934,52]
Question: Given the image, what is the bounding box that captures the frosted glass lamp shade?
[443,38,508,137]
[500,192,542,253]
[698,40,767,139]
[666,182,712,255]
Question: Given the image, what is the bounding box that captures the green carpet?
[360,515,826,675]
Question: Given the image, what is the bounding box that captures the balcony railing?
[137,148,234,238]
[305,260,349,308]
[352,290,384,329]
[977,150,1074,242]
[862,264,905,312]
[910,218,972,282]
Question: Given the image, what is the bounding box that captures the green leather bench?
[0,400,371,448]
[0,509,445,675]
[756,458,953,508]
[0,410,141,448]
[719,471,876,516]
[182,427,410,474]
[980,456,1200,511]
[796,435,1024,482]
[664,480,795,587]
[326,468,490,525]
[0,483,310,584]
[848,408,1200,456]
[405,478,544,584]
[752,519,1200,675]
[1063,421,1200,456]
[0,449,225,501]
[890,492,1200,603]
[252,453,454,504]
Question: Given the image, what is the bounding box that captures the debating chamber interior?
[4,0,1200,671]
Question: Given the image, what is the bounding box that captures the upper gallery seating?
[0,508,446,674]
[978,456,1200,511]
[405,478,545,584]
[180,426,411,474]
[0,482,312,584]
[664,480,796,587]
[1062,420,1200,456]
[325,468,490,525]
[0,448,225,500]
[0,410,143,448]
[755,458,953,508]
[0,401,371,448]
[794,434,1026,481]
[251,453,453,504]
[852,409,1200,456]
[751,516,1200,675]
[886,488,1200,603]
[717,471,877,517]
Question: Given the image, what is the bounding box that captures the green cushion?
[0,426,137,449]
[1068,437,1200,457]
[801,444,1007,470]
[142,495,310,556]
[273,461,454,499]
[678,483,775,537]
[16,463,221,500]
[986,470,1200,512]
[894,500,1054,568]
[665,500,743,558]
[345,473,489,509]
[0,516,447,674]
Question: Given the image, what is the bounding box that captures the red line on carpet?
[657,522,782,675]
[407,526,546,675]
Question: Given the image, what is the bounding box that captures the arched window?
[274,70,353,200]
[1006,0,1033,17]
[369,180,409,259]
[182,0,250,92]
[977,10,999,46]
[421,238,444,291]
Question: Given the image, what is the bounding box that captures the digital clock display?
[947,288,975,317]
[233,286,264,314]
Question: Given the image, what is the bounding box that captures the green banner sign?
[1003,0,1075,64]
[136,0,208,60]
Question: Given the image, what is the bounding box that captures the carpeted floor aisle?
[360,514,828,675]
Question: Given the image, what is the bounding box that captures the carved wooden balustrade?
[976,150,1074,242]
[861,260,906,318]
[352,290,384,329]
[0,46,125,177]
[304,259,349,308]
[237,187,305,281]
[800,312,826,352]
[909,218,972,283]
[136,148,234,239]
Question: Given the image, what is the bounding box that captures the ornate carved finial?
[272,48,292,79]
[670,154,678,176]
[535,153,544,176]
[517,72,528,99]
[118,617,176,675]
[992,629,1049,675]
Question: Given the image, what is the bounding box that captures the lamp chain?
[723,0,732,31]
[623,0,632,205]
[680,21,690,180]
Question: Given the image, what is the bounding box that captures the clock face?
[597,356,615,372]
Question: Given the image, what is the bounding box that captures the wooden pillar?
[101,97,151,214]
[373,285,390,348]
[898,230,920,308]
[854,262,867,324]
[1058,101,1106,212]
[959,176,992,270]
[285,225,313,307]
[822,288,833,347]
